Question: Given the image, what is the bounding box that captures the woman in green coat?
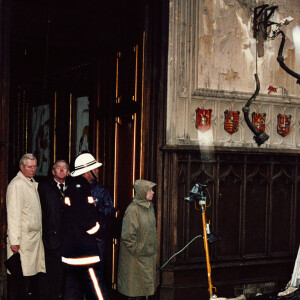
[117,179,157,298]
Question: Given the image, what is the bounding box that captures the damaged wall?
[167,0,300,149]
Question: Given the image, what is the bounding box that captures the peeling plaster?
[219,68,239,81]
[167,0,300,146]
[196,0,300,94]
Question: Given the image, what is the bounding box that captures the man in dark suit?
[38,160,70,300]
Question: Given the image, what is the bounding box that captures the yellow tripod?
[200,200,215,298]
[185,183,218,298]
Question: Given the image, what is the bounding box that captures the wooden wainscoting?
[159,147,300,300]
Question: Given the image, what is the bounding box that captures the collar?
[133,198,151,208]
[54,179,65,189]
[54,179,65,185]
[17,171,35,183]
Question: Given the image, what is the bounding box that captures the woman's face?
[146,189,154,201]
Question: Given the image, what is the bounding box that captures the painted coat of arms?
[277,114,292,137]
[252,112,266,132]
[224,110,240,134]
[195,108,212,132]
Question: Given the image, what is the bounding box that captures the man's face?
[20,159,37,178]
[52,162,70,181]
[82,168,99,183]
[92,168,99,179]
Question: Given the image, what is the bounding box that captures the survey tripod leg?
[201,202,214,298]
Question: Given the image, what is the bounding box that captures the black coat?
[60,176,102,267]
[38,177,66,250]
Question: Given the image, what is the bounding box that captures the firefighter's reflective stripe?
[87,222,100,235]
[62,256,100,265]
[88,267,104,300]
[64,197,71,206]
[87,196,95,204]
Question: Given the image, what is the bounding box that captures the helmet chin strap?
[90,170,98,181]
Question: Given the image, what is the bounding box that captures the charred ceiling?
[9,0,144,92]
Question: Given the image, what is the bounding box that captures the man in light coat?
[6,153,46,299]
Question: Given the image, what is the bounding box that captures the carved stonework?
[174,88,300,149]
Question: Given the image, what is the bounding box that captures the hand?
[10,245,20,253]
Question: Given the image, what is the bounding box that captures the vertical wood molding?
[68,93,72,163]
[0,0,10,297]
[53,92,57,162]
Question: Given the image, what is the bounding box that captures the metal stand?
[185,183,218,298]
[200,197,214,298]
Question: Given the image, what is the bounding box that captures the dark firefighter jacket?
[60,176,102,268]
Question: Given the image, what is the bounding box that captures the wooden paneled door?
[111,39,146,290]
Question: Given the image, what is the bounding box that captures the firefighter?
[60,153,109,300]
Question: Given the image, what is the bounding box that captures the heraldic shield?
[224,110,240,134]
[195,108,212,132]
[277,114,292,137]
[252,112,266,132]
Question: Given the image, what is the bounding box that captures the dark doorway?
[8,0,155,299]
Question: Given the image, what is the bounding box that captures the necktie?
[59,184,64,193]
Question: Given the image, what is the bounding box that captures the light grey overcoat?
[117,179,157,297]
[6,171,46,276]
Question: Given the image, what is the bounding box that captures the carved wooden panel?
[217,160,243,258]
[245,161,269,256]
[160,148,300,299]
[271,168,293,255]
